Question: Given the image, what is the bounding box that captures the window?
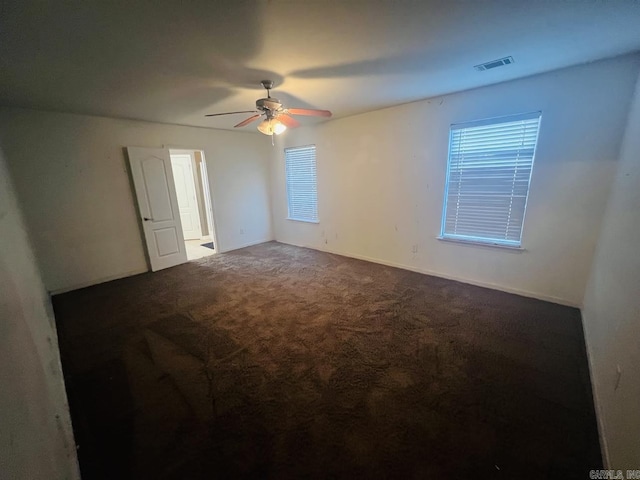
[440,112,541,248]
[285,145,318,223]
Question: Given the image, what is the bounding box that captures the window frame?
[284,144,319,224]
[438,111,542,249]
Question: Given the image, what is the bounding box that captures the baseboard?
[580,310,610,468]
[276,240,579,308]
[219,237,274,254]
[49,267,149,295]
[49,238,274,294]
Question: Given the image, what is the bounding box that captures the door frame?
[198,155,218,252]
[170,150,203,241]
[167,146,220,253]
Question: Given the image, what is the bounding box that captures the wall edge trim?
[580,309,611,468]
[276,240,580,307]
[218,237,275,254]
[49,267,149,295]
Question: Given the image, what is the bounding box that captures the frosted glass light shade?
[273,121,287,135]
[257,118,287,135]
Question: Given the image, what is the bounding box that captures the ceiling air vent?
[474,56,514,72]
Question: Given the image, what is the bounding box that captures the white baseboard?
[52,239,577,307]
[580,310,610,468]
[50,237,275,295]
[49,267,149,295]
[275,240,579,308]
[219,237,274,254]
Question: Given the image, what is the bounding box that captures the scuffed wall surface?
[582,73,640,468]
[0,149,80,479]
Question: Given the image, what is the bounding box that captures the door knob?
[143,217,153,221]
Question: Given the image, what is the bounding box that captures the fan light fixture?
[204,80,332,142]
[257,118,287,136]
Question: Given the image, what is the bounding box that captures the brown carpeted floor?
[53,242,601,479]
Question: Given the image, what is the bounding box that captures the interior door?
[127,146,188,271]
[170,152,202,240]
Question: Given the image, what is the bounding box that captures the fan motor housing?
[256,97,282,112]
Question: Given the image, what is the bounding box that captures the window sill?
[287,218,319,224]
[436,236,525,251]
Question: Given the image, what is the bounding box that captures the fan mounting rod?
[261,80,274,97]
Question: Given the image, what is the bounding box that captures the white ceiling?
[1,1,639,131]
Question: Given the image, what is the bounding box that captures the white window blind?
[441,112,541,247]
[285,145,318,223]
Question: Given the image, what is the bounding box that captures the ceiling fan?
[205,80,332,136]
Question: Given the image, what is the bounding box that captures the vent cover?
[474,56,514,72]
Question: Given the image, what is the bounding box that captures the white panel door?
[127,147,188,271]
[170,153,202,240]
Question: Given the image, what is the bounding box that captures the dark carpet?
[53,242,601,479]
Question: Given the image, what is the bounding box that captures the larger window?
[441,112,541,248]
[285,145,318,223]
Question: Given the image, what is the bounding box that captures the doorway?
[169,149,217,260]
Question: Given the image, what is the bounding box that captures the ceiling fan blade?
[234,114,262,128]
[287,108,332,118]
[277,114,301,128]
[205,110,257,117]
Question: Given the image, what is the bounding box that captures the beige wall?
[582,72,640,468]
[0,148,80,479]
[271,54,640,306]
[0,110,273,293]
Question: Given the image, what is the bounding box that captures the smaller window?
[285,145,318,223]
[441,112,542,248]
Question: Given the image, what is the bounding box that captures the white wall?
[0,109,273,293]
[0,148,80,479]
[582,72,640,469]
[271,54,640,306]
